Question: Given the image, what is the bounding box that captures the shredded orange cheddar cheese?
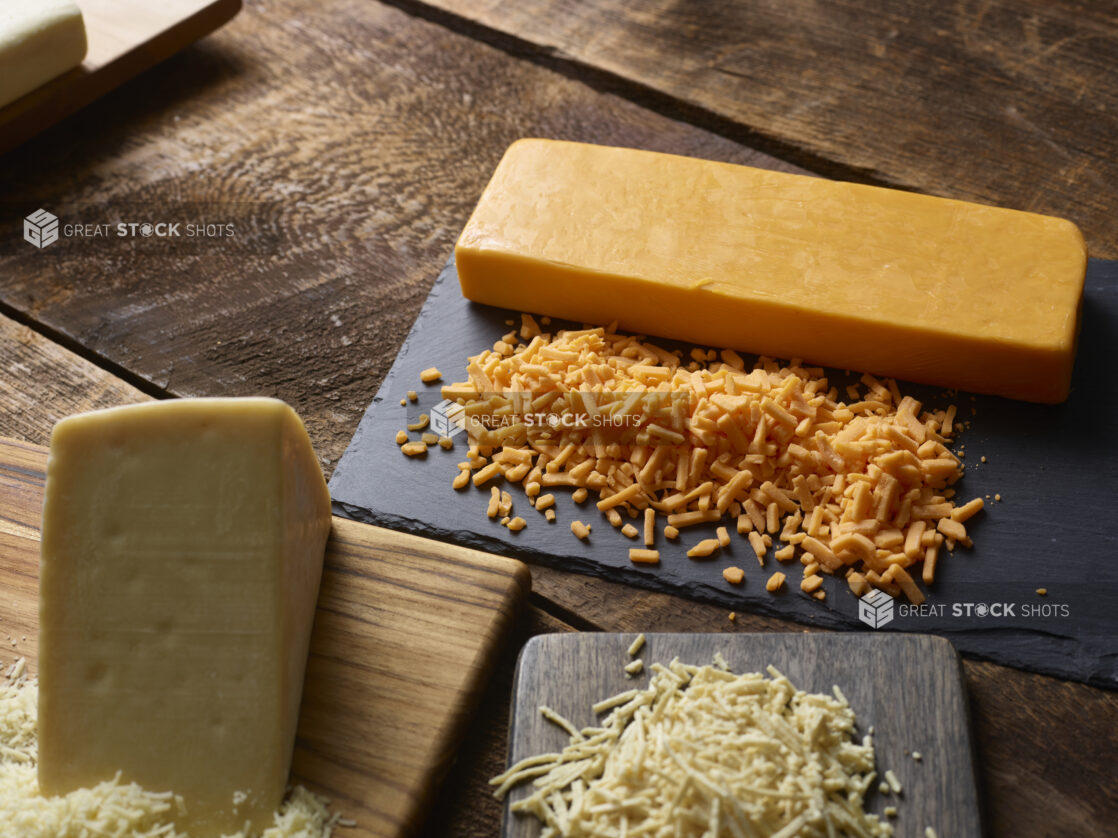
[426,320,982,603]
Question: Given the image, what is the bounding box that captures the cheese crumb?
[722,566,745,585]
[766,571,787,592]
[571,520,591,540]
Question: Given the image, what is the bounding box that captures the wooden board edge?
[315,515,531,837]
[329,515,533,597]
[0,0,243,155]
[399,553,530,837]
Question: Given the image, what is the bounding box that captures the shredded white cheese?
[626,634,646,658]
[1,660,350,838]
[492,657,894,837]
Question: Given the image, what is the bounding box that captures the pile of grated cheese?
[419,314,985,603]
[492,656,894,838]
[0,659,348,838]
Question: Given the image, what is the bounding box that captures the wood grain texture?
[0,314,150,446]
[400,0,1118,259]
[0,438,530,838]
[505,633,981,838]
[0,0,243,154]
[0,0,803,481]
[0,0,1114,835]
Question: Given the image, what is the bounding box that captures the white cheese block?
[37,398,333,836]
[0,0,88,108]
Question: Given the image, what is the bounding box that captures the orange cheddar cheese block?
[455,139,1087,403]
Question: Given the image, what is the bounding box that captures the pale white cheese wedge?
[0,0,88,108]
[37,398,333,837]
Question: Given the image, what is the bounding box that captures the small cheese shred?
[626,634,646,657]
[492,657,894,837]
[884,769,903,794]
[1,662,349,838]
[628,548,660,565]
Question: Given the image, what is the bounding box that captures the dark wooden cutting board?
[0,437,529,838]
[330,256,1118,688]
[503,633,982,838]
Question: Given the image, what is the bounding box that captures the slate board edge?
[329,258,456,493]
[332,497,1113,690]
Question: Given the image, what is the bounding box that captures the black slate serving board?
[503,633,981,838]
[330,256,1118,688]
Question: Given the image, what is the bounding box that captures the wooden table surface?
[1,1,1115,835]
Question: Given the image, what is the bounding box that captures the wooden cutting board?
[504,632,982,838]
[0,437,530,838]
[0,0,242,154]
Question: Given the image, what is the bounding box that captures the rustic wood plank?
[1,1,1114,834]
[505,633,981,838]
[0,0,803,480]
[400,0,1118,258]
[526,567,1118,838]
[0,314,150,446]
[0,437,530,838]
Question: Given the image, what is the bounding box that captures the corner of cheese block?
[38,397,331,836]
[502,136,553,157]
